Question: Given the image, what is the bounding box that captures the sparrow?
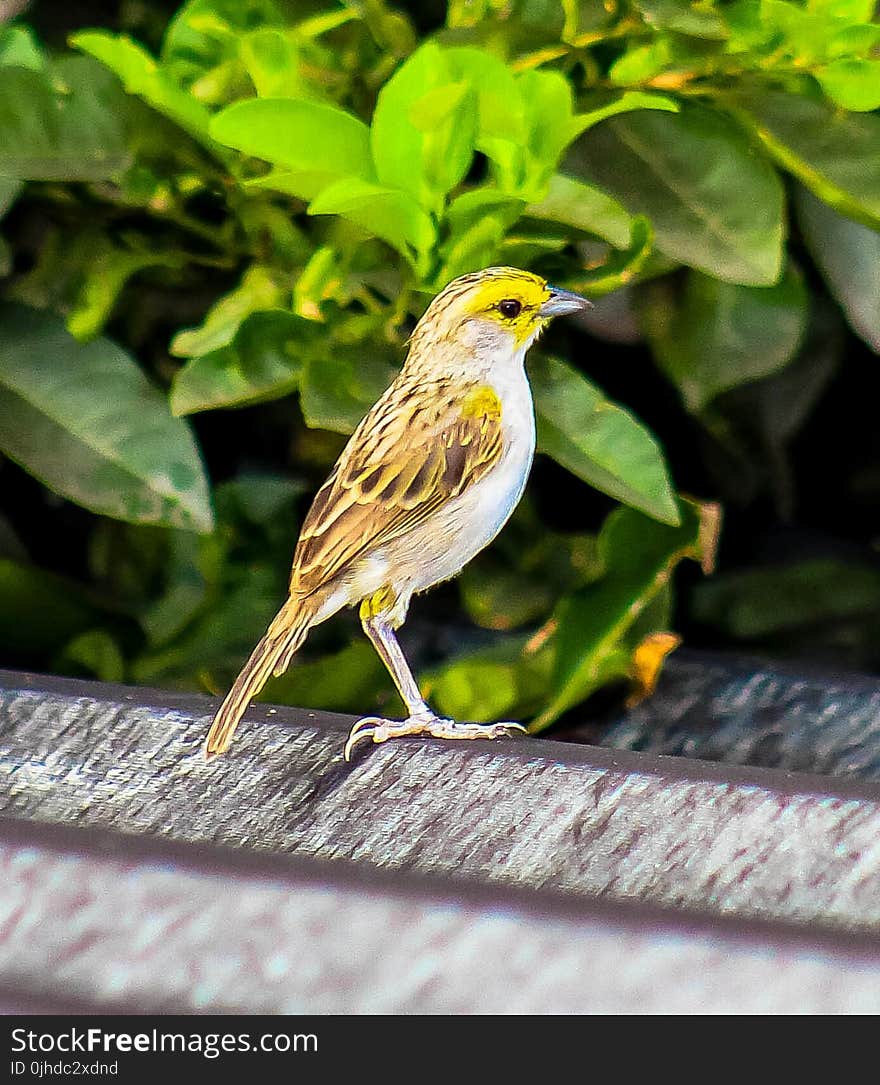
[203,266,590,761]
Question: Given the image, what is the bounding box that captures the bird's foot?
[343,712,527,762]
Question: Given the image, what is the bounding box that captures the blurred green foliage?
[0,0,879,728]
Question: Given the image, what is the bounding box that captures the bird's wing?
[290,378,503,596]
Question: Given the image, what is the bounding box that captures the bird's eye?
[498,299,522,319]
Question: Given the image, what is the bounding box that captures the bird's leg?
[344,612,526,761]
[362,613,430,717]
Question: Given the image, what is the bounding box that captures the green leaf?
[131,470,309,686]
[532,498,716,730]
[421,82,479,199]
[446,0,567,48]
[609,41,672,85]
[240,27,303,97]
[730,89,880,228]
[815,58,880,111]
[68,241,185,341]
[430,659,520,722]
[748,311,842,448]
[438,188,526,282]
[132,567,281,686]
[88,520,173,608]
[467,190,533,243]
[142,472,303,650]
[214,471,305,530]
[460,570,555,632]
[759,0,831,61]
[526,174,634,248]
[6,225,107,314]
[502,78,678,200]
[569,102,785,286]
[71,31,219,154]
[529,352,679,524]
[263,640,396,714]
[443,48,526,195]
[347,0,416,56]
[212,97,373,199]
[446,190,524,234]
[0,58,130,181]
[300,345,398,434]
[697,308,842,516]
[308,177,436,260]
[0,303,213,532]
[0,559,106,662]
[371,43,446,199]
[422,634,553,725]
[805,0,877,23]
[293,246,341,319]
[57,630,126,683]
[238,200,313,266]
[724,0,778,52]
[161,0,285,88]
[643,266,809,411]
[170,310,309,415]
[0,24,45,71]
[445,46,523,143]
[571,91,679,137]
[516,69,576,194]
[0,177,20,217]
[139,533,210,647]
[497,223,571,270]
[460,513,601,632]
[370,42,479,207]
[0,514,26,562]
[170,265,289,357]
[826,22,880,57]
[632,0,728,37]
[691,558,880,639]
[796,187,880,353]
[561,215,655,296]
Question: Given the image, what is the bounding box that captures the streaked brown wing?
[290,378,503,597]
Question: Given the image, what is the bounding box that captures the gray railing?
[2,660,880,1013]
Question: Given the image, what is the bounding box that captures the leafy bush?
[0,0,878,728]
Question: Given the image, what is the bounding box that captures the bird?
[203,266,591,762]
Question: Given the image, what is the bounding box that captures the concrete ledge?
[592,650,880,779]
[3,666,880,1012]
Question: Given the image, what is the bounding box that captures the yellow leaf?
[626,631,681,707]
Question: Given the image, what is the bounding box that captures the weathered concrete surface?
[3,666,880,1012]
[594,651,880,779]
[4,668,880,931]
[3,820,880,1014]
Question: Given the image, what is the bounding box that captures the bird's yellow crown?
[418,266,553,349]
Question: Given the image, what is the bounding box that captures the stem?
[149,204,235,251]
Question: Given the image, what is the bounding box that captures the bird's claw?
[343,714,528,762]
[343,716,390,762]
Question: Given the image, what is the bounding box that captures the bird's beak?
[540,286,593,317]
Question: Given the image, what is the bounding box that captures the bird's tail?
[203,597,314,760]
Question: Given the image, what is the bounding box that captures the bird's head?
[410,267,591,364]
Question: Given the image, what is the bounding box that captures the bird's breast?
[475,358,537,534]
[388,359,536,595]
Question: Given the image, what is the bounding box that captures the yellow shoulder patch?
[461,385,502,421]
